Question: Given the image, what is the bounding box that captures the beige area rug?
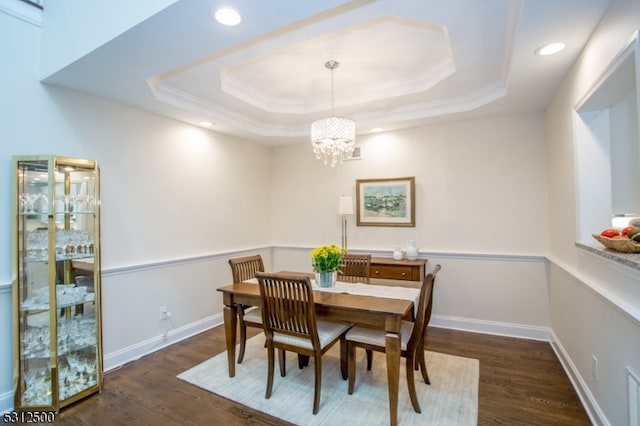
[178,335,479,425]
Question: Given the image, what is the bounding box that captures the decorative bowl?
[592,234,640,253]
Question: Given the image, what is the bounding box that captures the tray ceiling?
[42,0,612,145]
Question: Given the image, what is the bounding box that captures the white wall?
[39,0,177,79]
[0,9,272,412]
[7,3,637,425]
[546,0,640,424]
[1,5,554,411]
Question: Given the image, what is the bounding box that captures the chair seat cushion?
[345,321,414,351]
[243,307,262,324]
[273,320,351,350]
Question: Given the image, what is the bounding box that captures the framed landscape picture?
[356,176,415,227]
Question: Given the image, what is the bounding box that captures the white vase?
[316,271,337,288]
[406,241,419,261]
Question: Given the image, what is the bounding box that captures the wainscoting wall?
[0,246,553,412]
[2,246,638,426]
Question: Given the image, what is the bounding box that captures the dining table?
[217,272,422,426]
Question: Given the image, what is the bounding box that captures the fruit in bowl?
[600,228,621,238]
[593,227,640,252]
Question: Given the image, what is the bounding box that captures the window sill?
[575,241,640,271]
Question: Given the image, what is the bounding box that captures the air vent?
[343,145,362,161]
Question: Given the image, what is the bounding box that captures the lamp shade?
[338,195,354,215]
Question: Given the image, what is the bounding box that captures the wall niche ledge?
[575,241,640,271]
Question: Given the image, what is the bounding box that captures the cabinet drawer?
[371,265,414,280]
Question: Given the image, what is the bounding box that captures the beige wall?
[271,115,548,253]
[270,114,551,334]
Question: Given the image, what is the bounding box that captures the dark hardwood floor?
[25,326,590,425]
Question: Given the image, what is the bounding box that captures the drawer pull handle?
[401,272,406,276]
[375,270,380,274]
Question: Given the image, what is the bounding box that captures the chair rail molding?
[102,246,272,277]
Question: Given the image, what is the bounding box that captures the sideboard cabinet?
[369,257,426,281]
[12,155,102,412]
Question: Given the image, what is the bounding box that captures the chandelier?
[311,60,355,167]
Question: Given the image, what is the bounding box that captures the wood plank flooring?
[34,326,590,425]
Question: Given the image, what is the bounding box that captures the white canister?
[392,247,403,260]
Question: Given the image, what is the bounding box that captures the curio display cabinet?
[11,155,102,412]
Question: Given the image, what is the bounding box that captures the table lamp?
[338,195,354,250]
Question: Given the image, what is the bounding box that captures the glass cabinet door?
[12,155,102,412]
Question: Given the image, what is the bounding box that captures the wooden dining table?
[217,273,421,426]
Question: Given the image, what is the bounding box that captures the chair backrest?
[339,254,371,277]
[229,255,265,282]
[424,264,441,326]
[255,271,320,348]
[407,264,441,350]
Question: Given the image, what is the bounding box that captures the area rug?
[178,335,479,425]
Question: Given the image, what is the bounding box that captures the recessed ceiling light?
[370,127,384,133]
[212,7,242,26]
[536,42,566,56]
[199,121,213,127]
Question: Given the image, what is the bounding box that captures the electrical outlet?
[160,306,168,320]
[591,355,598,380]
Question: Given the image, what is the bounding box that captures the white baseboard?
[103,313,550,375]
[549,331,609,426]
[0,314,573,417]
[430,314,551,341]
[103,313,223,373]
[103,313,549,374]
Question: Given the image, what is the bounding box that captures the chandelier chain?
[326,60,338,115]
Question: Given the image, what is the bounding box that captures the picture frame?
[356,176,415,227]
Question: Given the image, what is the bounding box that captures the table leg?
[385,332,401,426]
[223,304,238,377]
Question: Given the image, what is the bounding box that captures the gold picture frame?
[356,176,415,227]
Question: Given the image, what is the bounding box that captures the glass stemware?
[75,194,96,213]
[55,229,93,259]
[20,193,39,214]
[33,230,48,259]
[22,366,51,406]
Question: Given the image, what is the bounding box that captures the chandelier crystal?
[311,60,355,167]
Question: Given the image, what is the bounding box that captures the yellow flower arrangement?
[310,244,346,273]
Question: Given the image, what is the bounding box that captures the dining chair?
[228,254,265,363]
[339,253,371,277]
[255,271,352,415]
[345,264,441,413]
[414,264,442,381]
